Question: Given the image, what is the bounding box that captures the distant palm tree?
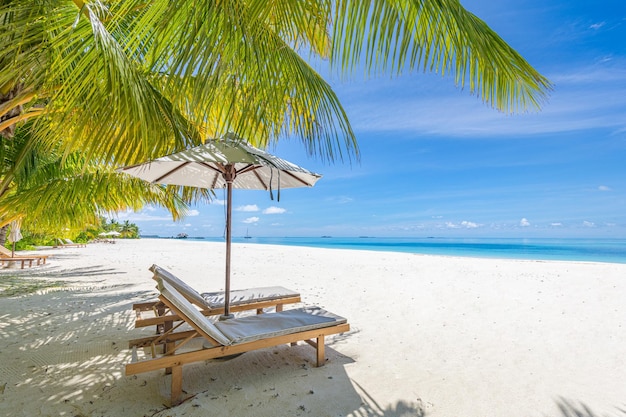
[119,220,140,238]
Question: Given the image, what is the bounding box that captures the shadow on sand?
[0,265,127,297]
[557,398,626,417]
[0,274,424,417]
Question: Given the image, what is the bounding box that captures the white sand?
[0,238,625,417]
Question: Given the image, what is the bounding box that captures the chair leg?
[171,365,183,405]
[316,335,325,367]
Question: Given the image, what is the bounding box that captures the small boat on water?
[244,229,252,239]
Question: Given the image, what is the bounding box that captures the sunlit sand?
[0,238,624,416]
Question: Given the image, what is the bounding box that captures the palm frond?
[0,166,191,233]
[331,0,552,112]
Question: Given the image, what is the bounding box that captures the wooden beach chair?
[54,238,87,248]
[133,265,302,331]
[0,246,48,268]
[126,275,350,405]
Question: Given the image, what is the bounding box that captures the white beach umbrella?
[8,219,23,257]
[118,134,321,319]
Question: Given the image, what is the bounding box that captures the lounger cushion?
[155,277,232,346]
[150,264,208,308]
[215,307,347,345]
[201,286,300,308]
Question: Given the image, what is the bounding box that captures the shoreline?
[141,236,626,265]
[1,238,625,416]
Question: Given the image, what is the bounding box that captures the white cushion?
[202,286,300,308]
[150,264,209,307]
[155,276,231,346]
[215,307,347,345]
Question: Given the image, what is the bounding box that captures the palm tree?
[120,220,139,238]
[0,0,551,227]
[1,1,549,159]
[0,123,197,243]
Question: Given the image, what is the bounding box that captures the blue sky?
[119,0,626,238]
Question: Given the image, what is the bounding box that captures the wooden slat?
[128,330,198,348]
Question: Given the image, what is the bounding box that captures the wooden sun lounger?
[54,238,87,248]
[126,276,350,405]
[0,246,48,268]
[0,256,40,269]
[133,265,302,331]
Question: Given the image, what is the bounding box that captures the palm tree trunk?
[0,224,8,247]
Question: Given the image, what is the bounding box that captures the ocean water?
[153,236,626,264]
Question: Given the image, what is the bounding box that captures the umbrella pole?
[221,178,235,320]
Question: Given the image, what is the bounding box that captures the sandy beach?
[0,238,625,417]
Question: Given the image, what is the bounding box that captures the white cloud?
[583,221,595,227]
[116,209,172,222]
[550,222,563,227]
[243,217,259,224]
[345,65,626,138]
[187,209,200,216]
[212,199,226,206]
[520,218,531,227]
[327,196,354,204]
[263,206,286,214]
[598,185,611,191]
[460,221,479,229]
[236,205,259,212]
[589,22,605,30]
[446,220,480,229]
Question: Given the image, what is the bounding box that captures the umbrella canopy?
[118,135,321,319]
[119,135,321,193]
[8,220,23,257]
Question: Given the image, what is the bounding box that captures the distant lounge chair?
[126,272,349,405]
[94,238,115,244]
[54,238,87,248]
[0,246,48,269]
[133,265,302,331]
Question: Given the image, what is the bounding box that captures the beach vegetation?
[0,123,187,244]
[0,0,551,229]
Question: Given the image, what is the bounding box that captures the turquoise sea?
[150,236,626,264]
